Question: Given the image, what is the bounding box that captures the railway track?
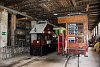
[64,54,80,67]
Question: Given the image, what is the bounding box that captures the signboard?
[2,32,7,35]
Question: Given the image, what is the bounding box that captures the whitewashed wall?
[0,10,8,60]
[0,12,1,47]
[0,10,8,48]
[31,21,37,29]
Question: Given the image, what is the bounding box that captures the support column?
[0,10,8,47]
[84,18,88,57]
[0,10,8,59]
[11,14,16,56]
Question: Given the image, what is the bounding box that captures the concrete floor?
[10,47,100,67]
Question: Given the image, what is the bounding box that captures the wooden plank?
[58,15,88,23]
[11,14,16,46]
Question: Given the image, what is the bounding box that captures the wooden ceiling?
[0,0,100,30]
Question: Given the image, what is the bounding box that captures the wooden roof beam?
[70,0,77,7]
[89,14,99,16]
[0,5,32,19]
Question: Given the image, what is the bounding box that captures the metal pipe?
[0,5,33,19]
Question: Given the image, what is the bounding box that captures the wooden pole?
[11,14,16,56]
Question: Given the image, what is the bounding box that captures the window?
[95,26,97,36]
[98,22,100,35]
[93,28,95,36]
